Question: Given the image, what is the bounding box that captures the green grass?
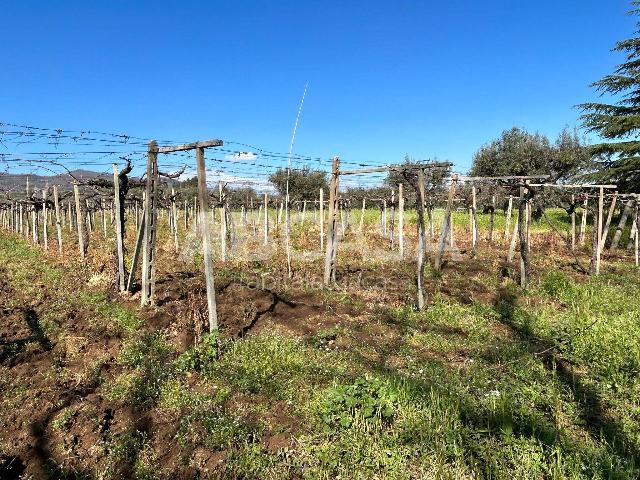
[2,225,640,478]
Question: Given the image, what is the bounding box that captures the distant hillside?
[0,170,111,193]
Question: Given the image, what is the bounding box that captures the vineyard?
[0,123,639,479]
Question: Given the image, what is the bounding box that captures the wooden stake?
[323,157,340,285]
[504,196,513,242]
[518,190,529,288]
[570,194,576,251]
[126,206,145,292]
[398,183,404,259]
[435,175,458,272]
[113,164,126,291]
[488,195,495,242]
[471,185,478,254]
[263,193,269,246]
[74,183,85,259]
[635,203,639,267]
[141,141,159,306]
[196,146,219,333]
[579,198,588,246]
[595,186,604,275]
[319,188,324,250]
[416,169,427,310]
[42,188,48,250]
[600,192,618,251]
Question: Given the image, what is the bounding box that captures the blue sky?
[0,0,635,181]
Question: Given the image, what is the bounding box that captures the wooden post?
[220,201,227,262]
[74,183,85,259]
[504,195,513,241]
[263,193,269,246]
[196,146,219,333]
[171,188,179,252]
[42,188,48,250]
[141,141,159,306]
[434,175,458,272]
[595,186,604,275]
[579,198,588,246]
[570,194,576,251]
[323,157,340,285]
[488,195,496,242]
[416,168,427,310]
[389,189,395,249]
[126,205,145,292]
[302,200,307,225]
[507,205,520,262]
[634,200,640,267]
[471,185,477,254]
[113,164,126,292]
[398,183,404,259]
[184,200,189,231]
[428,205,435,240]
[600,192,618,251]
[101,201,107,238]
[382,199,388,236]
[31,203,38,245]
[319,188,324,250]
[518,189,529,288]
[68,202,73,232]
[359,198,366,233]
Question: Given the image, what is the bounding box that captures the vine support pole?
[570,194,576,251]
[74,182,85,259]
[398,183,404,259]
[323,157,340,286]
[435,174,458,272]
[319,188,324,250]
[416,169,427,310]
[196,146,219,333]
[42,188,48,251]
[141,141,159,306]
[113,164,126,292]
[263,193,269,246]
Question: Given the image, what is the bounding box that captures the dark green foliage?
[319,376,396,429]
[385,155,449,200]
[470,127,591,182]
[174,332,219,372]
[268,166,328,201]
[580,2,640,191]
[310,327,339,348]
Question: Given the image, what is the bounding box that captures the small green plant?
[319,376,396,429]
[310,327,339,348]
[175,332,219,372]
[52,407,77,431]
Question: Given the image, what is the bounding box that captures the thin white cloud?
[225,151,258,162]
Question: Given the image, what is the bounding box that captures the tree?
[579,2,640,192]
[385,155,449,196]
[470,127,590,181]
[224,186,258,205]
[268,166,328,201]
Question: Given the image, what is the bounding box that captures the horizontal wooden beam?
[459,175,550,181]
[156,139,223,153]
[340,162,452,176]
[528,183,617,189]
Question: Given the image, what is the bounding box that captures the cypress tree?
[580,2,640,192]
